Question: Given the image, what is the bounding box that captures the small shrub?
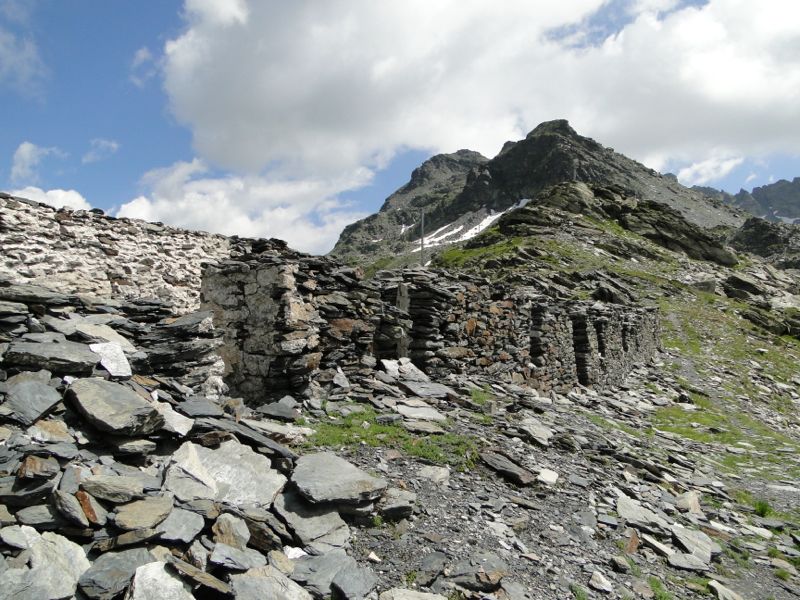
[754,498,772,517]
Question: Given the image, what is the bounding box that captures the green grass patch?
[648,577,674,600]
[436,238,523,269]
[569,584,589,600]
[307,407,479,470]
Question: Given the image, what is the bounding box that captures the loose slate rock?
[126,561,194,600]
[164,440,286,508]
[114,494,173,530]
[291,549,358,598]
[331,564,378,599]
[4,340,98,375]
[67,378,164,435]
[480,451,535,486]
[273,489,350,551]
[2,374,62,425]
[292,452,387,504]
[156,507,205,543]
[209,542,267,571]
[0,526,90,600]
[82,475,143,503]
[79,547,154,599]
[379,590,447,600]
[231,565,312,600]
[89,342,132,378]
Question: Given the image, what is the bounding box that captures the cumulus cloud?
[677,152,744,186]
[11,186,91,210]
[162,0,800,182]
[82,138,120,164]
[115,159,371,254]
[9,141,64,185]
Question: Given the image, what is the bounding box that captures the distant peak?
[526,119,578,139]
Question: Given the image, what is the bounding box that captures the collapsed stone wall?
[0,195,249,314]
[202,251,660,403]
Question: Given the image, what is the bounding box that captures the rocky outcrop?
[331,120,746,267]
[730,217,800,269]
[0,195,253,314]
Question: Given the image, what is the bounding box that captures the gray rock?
[67,378,163,435]
[291,549,358,598]
[81,475,143,503]
[156,508,205,543]
[0,526,90,600]
[89,342,132,378]
[671,525,721,564]
[16,504,68,529]
[292,452,387,505]
[2,374,62,425]
[108,438,157,456]
[397,380,457,399]
[209,542,267,571]
[164,440,286,508]
[165,555,231,595]
[4,340,98,375]
[177,397,224,417]
[231,565,312,600]
[449,551,509,592]
[480,451,536,486]
[331,564,378,599]
[589,570,613,593]
[79,547,154,599]
[125,561,194,600]
[273,489,350,552]
[517,416,553,447]
[114,495,173,530]
[616,495,669,530]
[212,513,250,549]
[0,473,59,507]
[668,552,710,572]
[54,489,91,527]
[379,487,417,521]
[708,580,745,600]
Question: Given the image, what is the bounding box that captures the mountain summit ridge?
[331,119,745,265]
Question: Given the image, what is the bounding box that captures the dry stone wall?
[202,252,660,404]
[0,195,248,314]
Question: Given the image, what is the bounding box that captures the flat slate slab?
[273,489,349,549]
[397,380,457,399]
[67,378,164,435]
[2,374,61,425]
[480,451,535,486]
[4,340,98,375]
[164,439,286,509]
[79,547,154,599]
[292,452,387,505]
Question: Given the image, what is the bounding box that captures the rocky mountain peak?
[524,118,579,139]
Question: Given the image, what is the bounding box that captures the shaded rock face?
[730,216,800,269]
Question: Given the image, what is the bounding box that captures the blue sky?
[2,0,799,252]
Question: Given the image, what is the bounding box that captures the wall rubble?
[0,196,249,314]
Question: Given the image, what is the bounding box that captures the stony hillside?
[331,120,746,271]
[1,158,799,600]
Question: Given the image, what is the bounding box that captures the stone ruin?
[1,197,660,404]
[202,248,660,405]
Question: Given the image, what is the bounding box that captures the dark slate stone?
[1,375,62,425]
[66,378,164,435]
[176,397,224,418]
[78,547,154,599]
[4,340,98,375]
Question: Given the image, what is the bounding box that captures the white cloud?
[11,186,91,210]
[9,141,63,185]
[115,159,371,254]
[161,0,800,181]
[677,152,744,186]
[0,25,44,96]
[82,138,120,164]
[130,46,158,87]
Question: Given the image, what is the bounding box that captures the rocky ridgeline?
[0,194,251,314]
[203,253,659,405]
